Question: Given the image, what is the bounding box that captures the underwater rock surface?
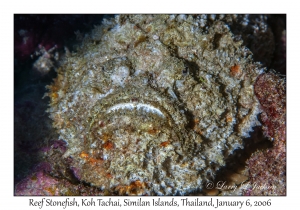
[46,15,266,195]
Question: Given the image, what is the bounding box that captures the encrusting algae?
[45,14,269,195]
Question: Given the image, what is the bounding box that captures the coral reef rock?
[45,15,265,195]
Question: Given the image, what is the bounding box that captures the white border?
[1,1,297,209]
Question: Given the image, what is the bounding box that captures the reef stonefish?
[46,14,264,195]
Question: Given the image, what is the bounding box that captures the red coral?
[15,170,104,196]
[254,73,286,142]
[245,73,286,195]
[15,171,59,196]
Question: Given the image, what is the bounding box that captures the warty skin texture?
[45,15,265,195]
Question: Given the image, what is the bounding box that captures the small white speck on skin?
[199,19,206,28]
[90,142,97,148]
[102,154,108,160]
[153,35,159,40]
